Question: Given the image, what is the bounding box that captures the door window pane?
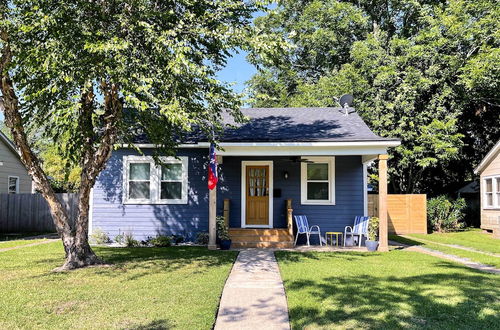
[161,164,182,180]
[130,163,150,180]
[161,182,182,200]
[307,163,328,180]
[129,182,150,199]
[307,182,329,200]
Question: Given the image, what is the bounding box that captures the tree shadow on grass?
[279,253,500,329]
[31,246,237,280]
[126,319,173,330]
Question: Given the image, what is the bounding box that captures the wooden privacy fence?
[0,193,78,233]
[368,194,427,234]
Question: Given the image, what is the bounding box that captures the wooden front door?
[246,166,269,226]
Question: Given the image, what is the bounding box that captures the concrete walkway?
[215,249,290,330]
[0,239,58,253]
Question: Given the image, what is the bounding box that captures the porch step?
[228,228,294,249]
[231,241,295,249]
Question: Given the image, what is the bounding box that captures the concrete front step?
[231,241,295,249]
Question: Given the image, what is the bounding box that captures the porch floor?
[230,245,370,252]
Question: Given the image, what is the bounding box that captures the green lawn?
[390,234,500,269]
[0,238,49,249]
[276,250,500,329]
[0,242,237,329]
[407,229,500,254]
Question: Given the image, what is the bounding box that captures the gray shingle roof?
[218,107,395,142]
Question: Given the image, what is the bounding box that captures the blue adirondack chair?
[293,215,322,246]
[344,216,370,247]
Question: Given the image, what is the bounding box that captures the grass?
[0,238,49,249]
[390,234,500,269]
[0,242,237,329]
[276,250,500,329]
[407,229,500,254]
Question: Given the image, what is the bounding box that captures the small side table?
[325,232,343,247]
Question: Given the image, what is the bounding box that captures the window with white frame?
[483,176,500,209]
[301,157,335,205]
[8,176,19,194]
[123,156,188,204]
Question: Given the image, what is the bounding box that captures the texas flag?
[208,143,218,190]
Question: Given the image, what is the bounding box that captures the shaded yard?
[0,242,237,329]
[276,250,500,329]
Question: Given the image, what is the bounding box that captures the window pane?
[497,178,500,192]
[130,163,150,180]
[161,182,182,200]
[307,182,329,200]
[307,163,328,180]
[8,177,17,194]
[161,164,182,181]
[485,179,492,192]
[487,194,493,206]
[129,182,150,199]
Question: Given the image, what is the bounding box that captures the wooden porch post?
[378,154,389,252]
[208,186,217,250]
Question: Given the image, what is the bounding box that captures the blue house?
[89,107,400,248]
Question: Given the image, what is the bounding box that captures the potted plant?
[216,216,231,250]
[366,216,379,252]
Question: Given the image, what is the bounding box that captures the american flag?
[208,143,218,190]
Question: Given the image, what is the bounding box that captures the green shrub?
[150,235,172,247]
[368,217,379,241]
[90,228,110,245]
[124,232,139,247]
[114,233,124,244]
[172,235,184,245]
[427,196,466,232]
[196,232,209,245]
[216,216,230,240]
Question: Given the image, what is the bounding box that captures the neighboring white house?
[474,139,500,237]
[0,131,32,194]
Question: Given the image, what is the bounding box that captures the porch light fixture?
[284,171,289,180]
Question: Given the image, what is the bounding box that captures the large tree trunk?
[1,19,102,270]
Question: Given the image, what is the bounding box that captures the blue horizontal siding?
[92,149,365,243]
[217,156,364,239]
[91,148,209,241]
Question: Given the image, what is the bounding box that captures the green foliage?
[124,232,139,247]
[367,217,379,241]
[89,228,110,245]
[2,0,259,187]
[196,232,210,245]
[113,233,124,245]
[247,0,500,194]
[427,196,467,232]
[150,235,172,248]
[216,216,230,241]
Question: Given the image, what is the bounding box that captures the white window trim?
[8,176,19,194]
[301,157,335,205]
[241,160,274,229]
[483,175,500,210]
[123,155,188,205]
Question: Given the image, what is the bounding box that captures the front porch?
[207,151,391,251]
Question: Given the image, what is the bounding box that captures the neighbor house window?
[301,157,335,205]
[8,176,19,194]
[123,156,188,204]
[483,176,500,209]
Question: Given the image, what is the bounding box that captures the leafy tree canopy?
[1,0,261,269]
[247,0,500,194]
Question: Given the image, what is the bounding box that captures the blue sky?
[217,50,256,95]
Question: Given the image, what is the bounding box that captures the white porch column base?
[208,185,217,250]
